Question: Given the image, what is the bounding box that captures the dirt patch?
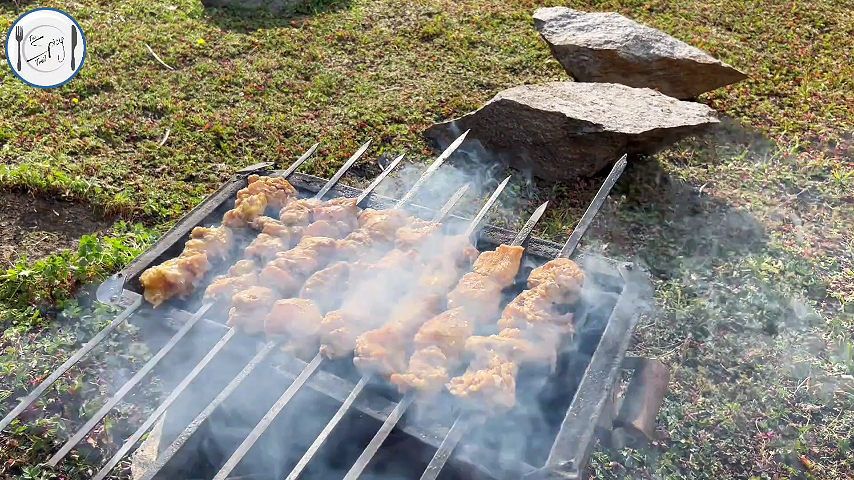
[0,191,113,267]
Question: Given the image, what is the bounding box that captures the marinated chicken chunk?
[395,219,441,251]
[244,233,290,261]
[238,175,297,210]
[472,244,525,287]
[356,209,411,241]
[140,250,210,307]
[300,261,350,312]
[390,346,450,394]
[527,258,584,303]
[446,351,518,411]
[264,298,324,339]
[184,226,234,260]
[227,286,277,335]
[446,272,505,321]
[413,307,475,359]
[319,308,375,358]
[497,283,574,333]
[313,197,359,227]
[353,294,444,376]
[464,327,560,370]
[304,220,354,239]
[279,198,322,225]
[223,194,267,229]
[204,271,258,304]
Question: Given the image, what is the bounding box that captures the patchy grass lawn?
[1,0,853,478]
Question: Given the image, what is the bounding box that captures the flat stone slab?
[424,82,719,182]
[533,7,747,99]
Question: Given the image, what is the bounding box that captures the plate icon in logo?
[5,8,87,89]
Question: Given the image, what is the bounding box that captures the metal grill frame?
[103,167,655,480]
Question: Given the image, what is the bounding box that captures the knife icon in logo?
[71,25,77,71]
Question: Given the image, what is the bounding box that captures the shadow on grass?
[581,119,849,478]
[201,0,353,33]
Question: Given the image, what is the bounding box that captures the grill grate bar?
[212,353,324,480]
[418,155,629,480]
[92,326,238,480]
[47,303,212,466]
[46,143,361,467]
[283,176,506,480]
[420,413,485,480]
[0,296,142,433]
[340,201,549,480]
[137,340,280,480]
[285,376,369,480]
[209,174,470,480]
[0,145,321,437]
[343,393,415,480]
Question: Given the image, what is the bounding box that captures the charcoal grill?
[5,142,669,480]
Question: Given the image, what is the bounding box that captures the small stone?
[533,7,747,99]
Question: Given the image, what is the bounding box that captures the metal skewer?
[143,130,471,480]
[285,176,510,480]
[211,147,470,480]
[418,155,629,480]
[342,199,550,480]
[47,141,374,468]
[0,145,322,437]
[88,142,391,479]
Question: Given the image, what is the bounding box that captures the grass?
[0,0,853,478]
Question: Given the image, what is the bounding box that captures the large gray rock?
[424,82,719,182]
[533,7,747,99]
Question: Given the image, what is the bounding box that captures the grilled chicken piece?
[446,272,505,321]
[395,219,441,251]
[335,229,383,260]
[258,236,337,294]
[313,197,360,227]
[439,235,480,268]
[412,307,475,358]
[223,194,267,229]
[390,346,451,394]
[227,286,277,335]
[390,306,475,391]
[304,220,354,239]
[238,175,297,210]
[184,226,234,260]
[319,307,374,359]
[204,271,258,304]
[464,327,561,370]
[446,351,518,411]
[300,261,350,312]
[356,208,411,241]
[140,250,210,307]
[279,198,322,225]
[252,216,305,240]
[265,298,324,338]
[417,262,463,293]
[244,233,290,262]
[224,176,297,229]
[229,259,259,276]
[353,294,444,376]
[527,258,584,303]
[497,283,574,333]
[472,244,525,287]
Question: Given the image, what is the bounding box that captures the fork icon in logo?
[15,25,23,72]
